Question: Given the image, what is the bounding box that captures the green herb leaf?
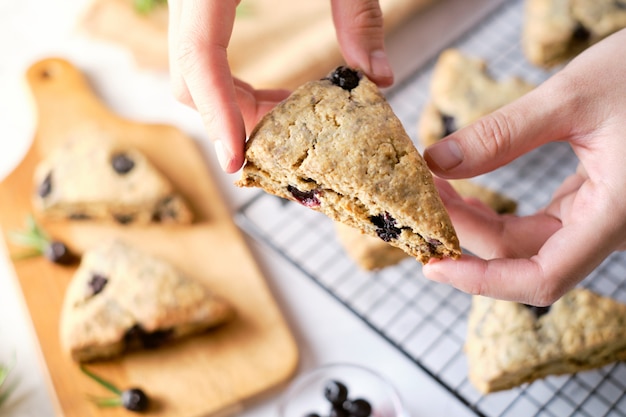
[0,354,17,408]
[80,365,122,396]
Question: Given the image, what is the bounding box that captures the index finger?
[173,0,245,173]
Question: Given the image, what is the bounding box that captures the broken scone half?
[236,67,460,264]
[60,239,233,362]
[466,288,626,394]
[33,134,193,225]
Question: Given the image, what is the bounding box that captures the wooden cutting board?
[0,57,298,417]
[79,0,438,89]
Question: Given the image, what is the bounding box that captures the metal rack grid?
[235,0,626,416]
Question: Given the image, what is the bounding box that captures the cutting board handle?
[26,57,118,152]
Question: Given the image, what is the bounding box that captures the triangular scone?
[418,49,534,147]
[33,134,193,225]
[465,288,626,394]
[60,239,233,362]
[236,67,460,264]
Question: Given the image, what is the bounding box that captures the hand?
[168,0,394,173]
[422,29,626,306]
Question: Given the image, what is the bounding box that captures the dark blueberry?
[303,414,321,417]
[111,153,135,175]
[124,324,173,349]
[38,172,53,198]
[522,304,551,319]
[329,405,349,417]
[324,380,348,405]
[121,388,150,412]
[616,0,626,9]
[44,241,76,265]
[88,273,108,296]
[572,23,590,42]
[114,213,135,225]
[287,185,321,207]
[370,212,402,242]
[441,114,457,137]
[343,398,372,417]
[327,66,360,91]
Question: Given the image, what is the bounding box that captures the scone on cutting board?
[33,134,193,225]
[59,239,234,362]
[465,288,626,394]
[236,66,460,264]
[522,0,626,68]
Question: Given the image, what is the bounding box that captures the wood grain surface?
[79,0,438,89]
[0,57,298,417]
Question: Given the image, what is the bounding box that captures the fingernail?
[425,139,464,172]
[370,50,393,81]
[214,141,232,172]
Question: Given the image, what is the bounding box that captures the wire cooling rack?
[235,0,626,416]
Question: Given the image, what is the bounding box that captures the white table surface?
[0,1,504,416]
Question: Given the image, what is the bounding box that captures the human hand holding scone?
[167,0,393,173]
[422,29,626,307]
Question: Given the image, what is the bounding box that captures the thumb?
[423,80,568,179]
[331,0,393,87]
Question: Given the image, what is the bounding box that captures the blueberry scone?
[236,67,461,264]
[466,288,626,394]
[523,0,626,68]
[33,135,193,225]
[418,49,534,148]
[59,239,233,362]
[335,222,409,271]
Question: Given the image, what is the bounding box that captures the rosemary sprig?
[80,365,150,413]
[0,354,17,408]
[8,215,76,265]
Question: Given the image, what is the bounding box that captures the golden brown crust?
[522,0,626,68]
[60,239,233,362]
[465,288,626,393]
[33,134,193,225]
[334,222,409,270]
[236,68,460,264]
[418,49,534,147]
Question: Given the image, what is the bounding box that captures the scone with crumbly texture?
[335,222,409,271]
[60,239,233,362]
[466,288,626,394]
[236,67,460,264]
[33,134,193,225]
[418,49,534,148]
[523,0,626,68]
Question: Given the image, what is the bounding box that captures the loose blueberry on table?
[303,379,372,417]
[80,365,150,412]
[8,214,77,265]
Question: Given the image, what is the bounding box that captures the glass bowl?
[277,363,406,417]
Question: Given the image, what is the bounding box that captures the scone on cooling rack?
[59,239,233,362]
[334,222,409,271]
[33,134,193,225]
[236,66,461,264]
[465,288,626,394]
[522,0,626,68]
[417,48,534,148]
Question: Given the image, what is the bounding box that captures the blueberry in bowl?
[278,363,405,417]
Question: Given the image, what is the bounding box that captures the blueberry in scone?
[523,0,626,68]
[236,66,461,264]
[32,134,193,225]
[465,288,626,393]
[334,222,409,271]
[418,49,534,148]
[59,239,233,362]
